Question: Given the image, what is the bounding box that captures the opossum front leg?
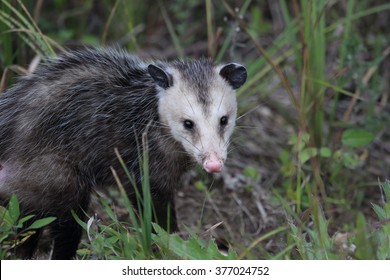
[50,192,89,260]
[152,191,178,232]
[49,179,91,260]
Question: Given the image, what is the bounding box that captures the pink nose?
[203,158,223,173]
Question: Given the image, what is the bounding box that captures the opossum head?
[148,59,247,173]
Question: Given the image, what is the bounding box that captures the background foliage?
[0,0,389,259]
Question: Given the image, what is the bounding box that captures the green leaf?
[300,147,318,164]
[354,212,374,259]
[0,233,10,244]
[7,194,20,223]
[382,180,390,202]
[71,209,88,230]
[105,236,120,245]
[17,214,35,228]
[243,166,259,180]
[342,151,361,169]
[26,217,56,230]
[341,129,375,147]
[99,197,118,223]
[319,147,331,158]
[372,203,387,220]
[194,181,206,191]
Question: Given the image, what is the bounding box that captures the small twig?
[203,221,224,234]
[0,65,29,93]
[101,0,120,46]
[253,190,269,224]
[33,0,43,22]
[342,66,375,122]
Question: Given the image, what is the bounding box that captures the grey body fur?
[0,48,246,259]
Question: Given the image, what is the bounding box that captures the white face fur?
[149,61,247,173]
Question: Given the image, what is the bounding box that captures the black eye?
[184,119,194,130]
[220,116,228,126]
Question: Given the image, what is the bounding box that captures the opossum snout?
[203,154,223,173]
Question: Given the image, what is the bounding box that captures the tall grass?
[0,0,58,91]
[0,0,54,57]
[74,131,155,259]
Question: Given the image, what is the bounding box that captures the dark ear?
[219,63,247,89]
[148,64,173,89]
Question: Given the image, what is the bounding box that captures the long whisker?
[180,135,201,152]
[227,145,239,154]
[224,138,232,148]
[236,104,261,121]
[234,125,258,130]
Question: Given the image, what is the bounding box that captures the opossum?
[0,48,247,259]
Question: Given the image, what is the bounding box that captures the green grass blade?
[1,0,53,57]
